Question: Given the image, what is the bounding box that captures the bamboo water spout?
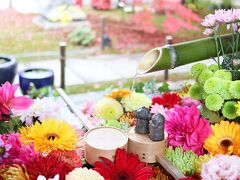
[138,34,236,73]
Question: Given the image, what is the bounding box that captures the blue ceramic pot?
[0,55,17,84]
[19,68,54,94]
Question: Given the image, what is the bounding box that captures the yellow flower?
[235,101,240,116]
[119,112,135,125]
[204,121,240,156]
[66,168,104,180]
[20,118,78,154]
[0,164,29,180]
[107,89,132,99]
[195,154,213,174]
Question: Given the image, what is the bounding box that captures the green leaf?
[134,82,144,93]
[158,82,170,93]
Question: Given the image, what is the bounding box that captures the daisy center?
[115,171,131,180]
[218,138,233,148]
[46,133,59,140]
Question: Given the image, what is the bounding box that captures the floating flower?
[150,104,166,116]
[95,97,123,120]
[94,148,154,180]
[166,147,197,176]
[213,70,232,80]
[20,118,78,154]
[0,138,11,163]
[195,154,213,174]
[49,150,82,169]
[26,153,73,180]
[121,92,151,112]
[14,97,80,128]
[205,94,224,111]
[152,92,181,109]
[189,83,203,100]
[235,101,240,116]
[0,82,33,121]
[222,101,238,120]
[180,96,201,107]
[201,155,240,180]
[0,164,29,180]
[229,80,240,99]
[204,121,240,156]
[107,89,132,100]
[165,105,211,155]
[190,63,207,79]
[203,77,222,94]
[66,168,104,180]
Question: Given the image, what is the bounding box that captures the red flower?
[49,150,83,169]
[26,153,74,180]
[94,148,154,180]
[152,92,181,109]
[0,82,33,121]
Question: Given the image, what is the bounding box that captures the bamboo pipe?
[138,34,235,73]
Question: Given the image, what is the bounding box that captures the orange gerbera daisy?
[107,89,132,100]
[204,121,240,155]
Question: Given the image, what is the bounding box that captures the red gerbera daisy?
[26,153,74,180]
[49,150,83,169]
[94,148,154,180]
[152,92,181,109]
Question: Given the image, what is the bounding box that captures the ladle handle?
[56,88,94,130]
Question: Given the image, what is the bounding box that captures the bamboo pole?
[138,34,235,73]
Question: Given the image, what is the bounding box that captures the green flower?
[222,101,238,120]
[229,80,240,99]
[103,119,120,128]
[213,70,232,80]
[218,80,232,100]
[205,94,224,111]
[204,77,222,94]
[201,105,221,123]
[166,147,197,176]
[95,97,124,120]
[121,92,151,112]
[189,83,203,100]
[198,69,213,85]
[190,63,207,80]
[202,91,208,99]
[208,64,219,72]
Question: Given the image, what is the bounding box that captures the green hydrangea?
[95,97,124,120]
[121,92,151,112]
[205,94,224,111]
[218,80,232,100]
[189,83,203,100]
[213,70,232,80]
[208,64,219,72]
[203,77,222,94]
[190,63,207,80]
[166,147,197,176]
[222,101,238,120]
[229,80,240,99]
[198,69,213,85]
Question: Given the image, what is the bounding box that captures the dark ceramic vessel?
[0,56,17,84]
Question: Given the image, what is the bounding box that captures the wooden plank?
[156,155,186,180]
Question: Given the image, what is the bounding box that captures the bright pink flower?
[80,101,95,115]
[201,14,216,27]
[201,155,240,180]
[180,97,201,107]
[0,82,33,121]
[1,133,38,165]
[150,104,166,116]
[165,105,211,155]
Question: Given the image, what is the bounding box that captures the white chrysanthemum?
[13,97,82,128]
[121,92,151,112]
[66,168,104,180]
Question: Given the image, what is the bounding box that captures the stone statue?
[133,107,151,134]
[149,113,165,141]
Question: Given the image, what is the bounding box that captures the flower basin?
[19,68,54,94]
[0,55,17,84]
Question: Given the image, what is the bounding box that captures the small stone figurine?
[133,107,151,134]
[149,113,165,141]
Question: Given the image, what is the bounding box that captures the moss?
[189,83,203,100]
[222,101,238,120]
[229,80,240,99]
[203,77,222,94]
[190,63,207,80]
[213,70,232,80]
[205,94,224,111]
[198,69,213,85]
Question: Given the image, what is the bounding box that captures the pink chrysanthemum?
[165,105,211,155]
[0,82,33,121]
[180,97,201,107]
[201,155,240,180]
